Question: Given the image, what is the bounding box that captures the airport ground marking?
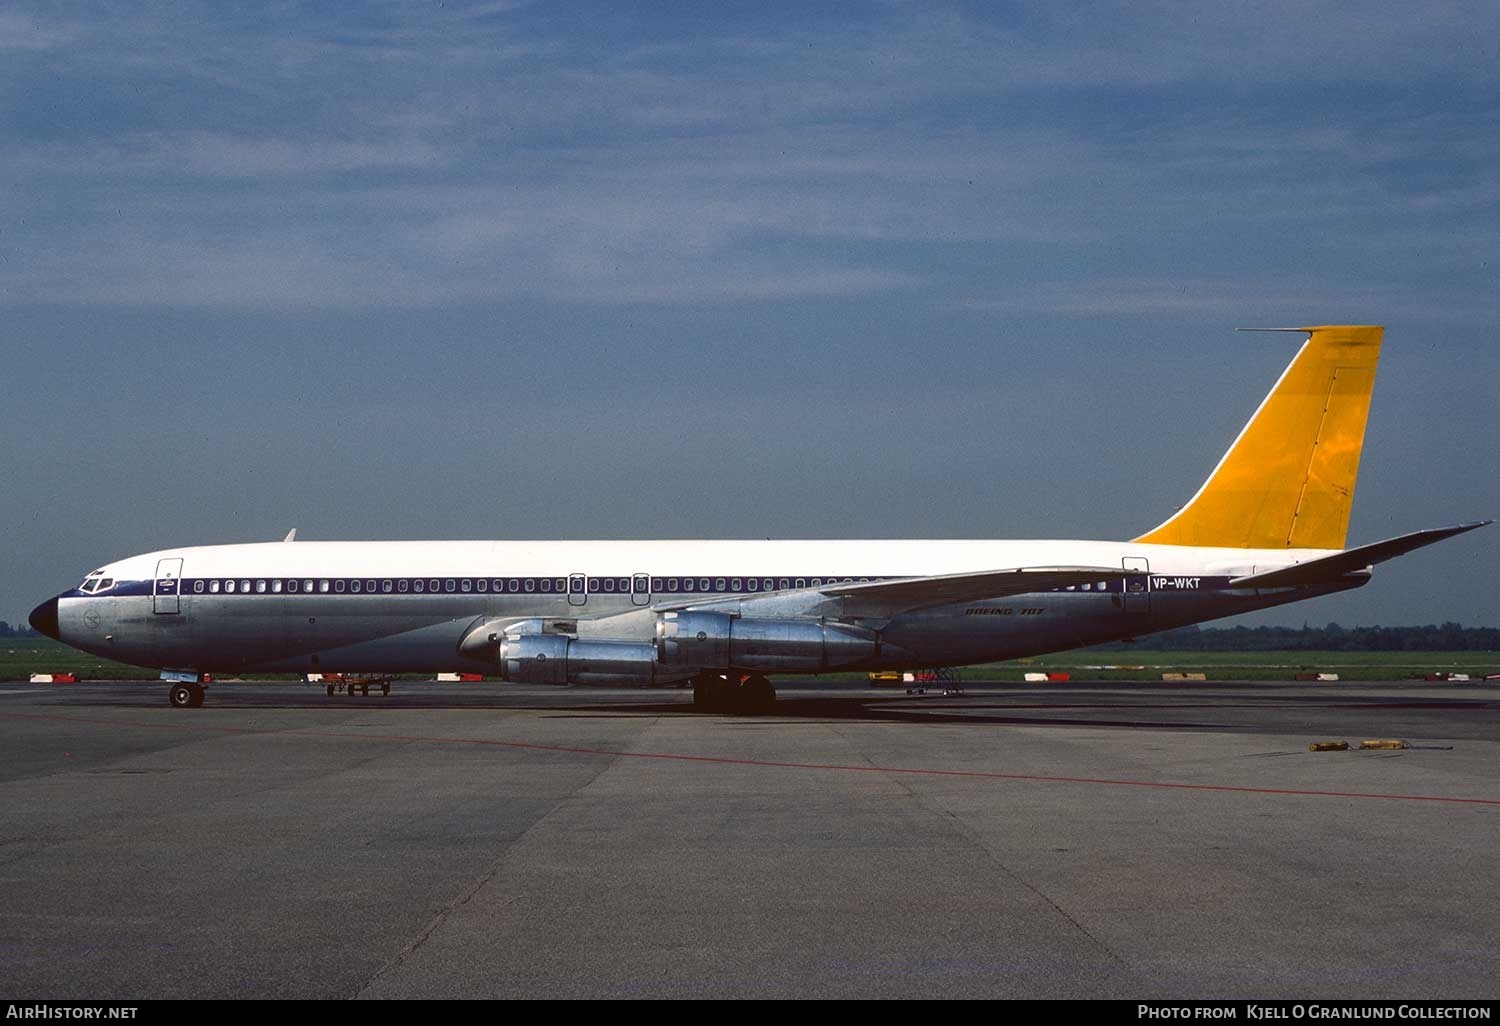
[6,708,1500,807]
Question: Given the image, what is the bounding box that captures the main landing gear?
[692,671,776,714]
[168,683,205,708]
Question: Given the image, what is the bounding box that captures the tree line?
[1096,622,1499,651]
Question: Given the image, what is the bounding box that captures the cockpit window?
[79,573,115,593]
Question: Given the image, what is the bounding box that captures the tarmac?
[2,679,1498,1000]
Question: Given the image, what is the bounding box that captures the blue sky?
[2,1,1496,629]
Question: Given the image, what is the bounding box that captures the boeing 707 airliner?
[28,325,1490,709]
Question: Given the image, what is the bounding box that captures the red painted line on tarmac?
[5,708,1499,806]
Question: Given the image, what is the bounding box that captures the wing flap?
[1230,522,1491,589]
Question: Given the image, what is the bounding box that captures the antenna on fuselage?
[282,529,297,543]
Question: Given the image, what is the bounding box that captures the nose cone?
[29,597,60,640]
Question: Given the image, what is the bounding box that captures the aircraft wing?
[651,565,1142,618]
[1230,522,1492,589]
[817,565,1143,615]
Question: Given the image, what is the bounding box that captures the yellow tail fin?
[1133,325,1383,550]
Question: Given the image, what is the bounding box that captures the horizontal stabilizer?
[820,565,1144,613]
[1229,522,1492,589]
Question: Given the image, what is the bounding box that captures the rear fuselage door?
[154,557,184,614]
[1122,556,1150,613]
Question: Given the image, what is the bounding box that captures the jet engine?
[498,634,670,686]
[656,611,878,672]
[493,612,881,687]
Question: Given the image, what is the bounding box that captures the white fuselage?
[48,537,1358,677]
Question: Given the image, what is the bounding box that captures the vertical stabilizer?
[1133,325,1382,549]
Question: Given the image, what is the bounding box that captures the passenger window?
[225,580,237,593]
[366,580,376,593]
[555,579,566,592]
[461,579,472,592]
[603,578,615,592]
[731,578,742,591]
[778,578,789,590]
[668,578,679,591]
[335,580,346,593]
[684,579,695,592]
[539,579,550,593]
[352,580,362,593]
[526,579,536,592]
[304,580,314,592]
[747,579,758,591]
[272,580,282,593]
[319,580,330,593]
[383,580,393,593]
[699,578,710,591]
[414,580,425,593]
[241,580,251,592]
[398,579,409,592]
[476,579,486,592]
[795,578,806,588]
[194,581,204,593]
[650,577,663,591]
[444,579,455,592]
[210,580,221,593]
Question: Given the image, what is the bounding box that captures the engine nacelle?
[656,611,878,672]
[498,634,663,686]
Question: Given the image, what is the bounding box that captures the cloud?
[956,277,1497,325]
[1,2,1496,312]
[0,9,82,50]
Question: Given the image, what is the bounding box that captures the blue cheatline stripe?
[70,575,1240,600]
